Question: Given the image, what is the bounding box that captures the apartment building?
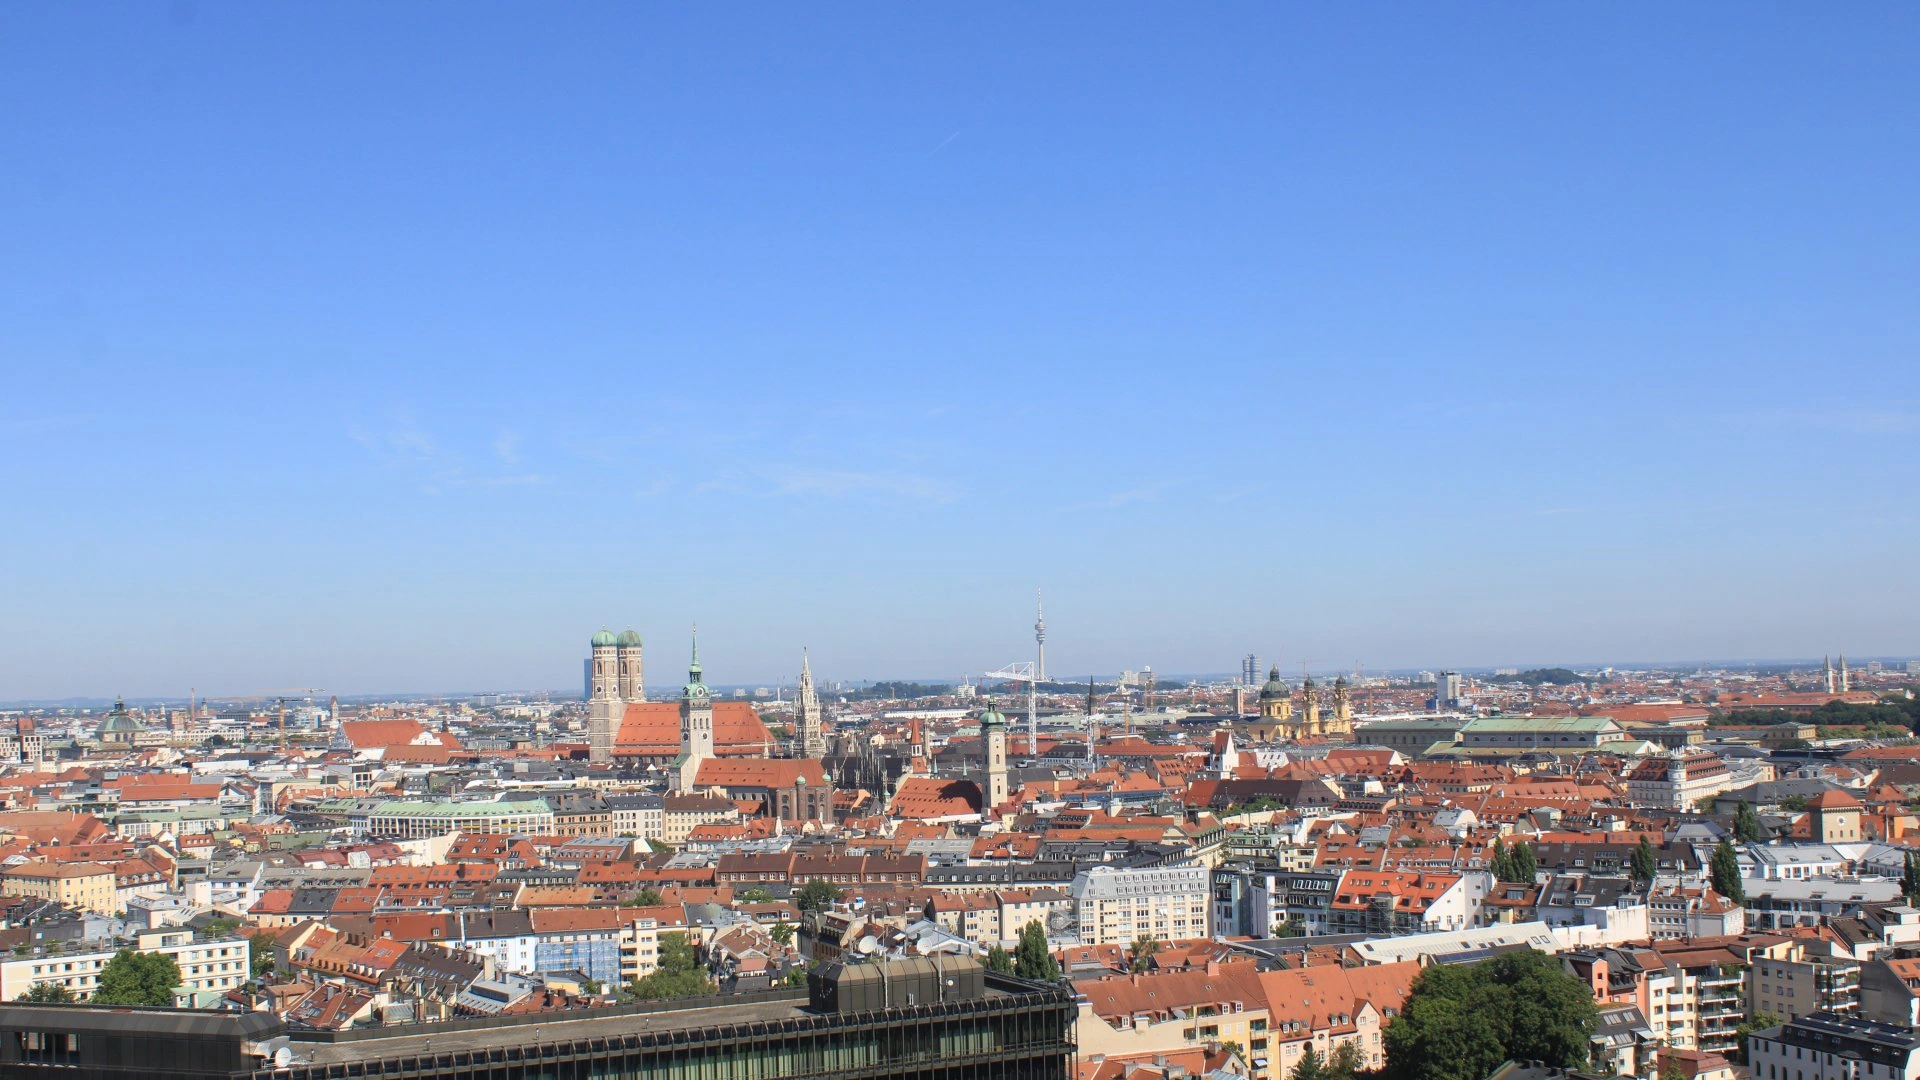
[1069,865,1210,946]
[1648,885,1745,940]
[1,862,119,916]
[1750,939,1862,1022]
[1626,752,1739,811]
[1861,957,1920,1027]
[606,793,664,843]
[926,890,1071,948]
[1749,1013,1920,1080]
[0,929,250,1002]
[1074,961,1272,1078]
[1327,870,1487,937]
[364,799,555,839]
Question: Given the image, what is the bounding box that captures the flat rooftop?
[292,984,1019,1067]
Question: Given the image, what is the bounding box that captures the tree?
[1630,836,1657,888]
[795,878,843,914]
[737,886,775,904]
[1733,800,1764,843]
[1492,837,1537,883]
[248,934,275,978]
[1128,934,1162,973]
[1291,1044,1327,1080]
[17,982,75,1002]
[1012,920,1059,982]
[1328,1042,1365,1080]
[92,950,182,1007]
[1709,839,1745,904]
[1383,950,1598,1080]
[984,944,1014,975]
[625,932,714,1001]
[783,965,809,987]
[1733,1013,1782,1062]
[769,922,795,946]
[623,887,664,907]
[1509,841,1537,882]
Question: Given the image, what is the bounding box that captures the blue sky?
[3,4,1917,697]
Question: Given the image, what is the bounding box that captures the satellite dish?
[274,1047,293,1067]
[856,935,879,955]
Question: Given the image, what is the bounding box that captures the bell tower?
[588,629,619,763]
[616,629,644,703]
[674,629,713,792]
[980,700,1009,812]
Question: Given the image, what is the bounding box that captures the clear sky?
[3,4,1917,698]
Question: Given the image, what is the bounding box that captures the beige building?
[2,862,118,915]
[927,890,1071,948]
[1076,963,1273,1078]
[1749,938,1861,1021]
[0,929,250,1002]
[662,793,737,846]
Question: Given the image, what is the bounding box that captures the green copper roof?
[616,629,642,647]
[978,699,1007,728]
[591,628,617,647]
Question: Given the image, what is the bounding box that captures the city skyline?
[5,5,1917,697]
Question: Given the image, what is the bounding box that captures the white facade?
[1069,865,1210,946]
[0,930,250,1002]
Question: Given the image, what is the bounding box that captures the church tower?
[1825,656,1836,695]
[1839,655,1850,692]
[1330,675,1353,737]
[673,631,714,792]
[588,629,619,763]
[980,699,1009,812]
[616,629,644,702]
[796,650,826,759]
[1301,676,1321,736]
[1257,666,1293,722]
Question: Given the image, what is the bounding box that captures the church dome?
[616,629,642,647]
[1259,666,1288,700]
[591,628,617,647]
[97,698,146,737]
[978,701,1008,728]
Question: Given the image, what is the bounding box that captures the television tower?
[1034,590,1047,683]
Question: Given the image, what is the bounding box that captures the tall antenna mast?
[1034,590,1046,683]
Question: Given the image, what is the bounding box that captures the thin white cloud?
[1057,484,1171,513]
[758,464,953,503]
[494,432,523,466]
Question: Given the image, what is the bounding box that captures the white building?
[0,929,250,1002]
[1626,752,1739,811]
[365,798,554,838]
[1069,865,1210,946]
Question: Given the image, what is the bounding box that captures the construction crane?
[983,661,1038,761]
